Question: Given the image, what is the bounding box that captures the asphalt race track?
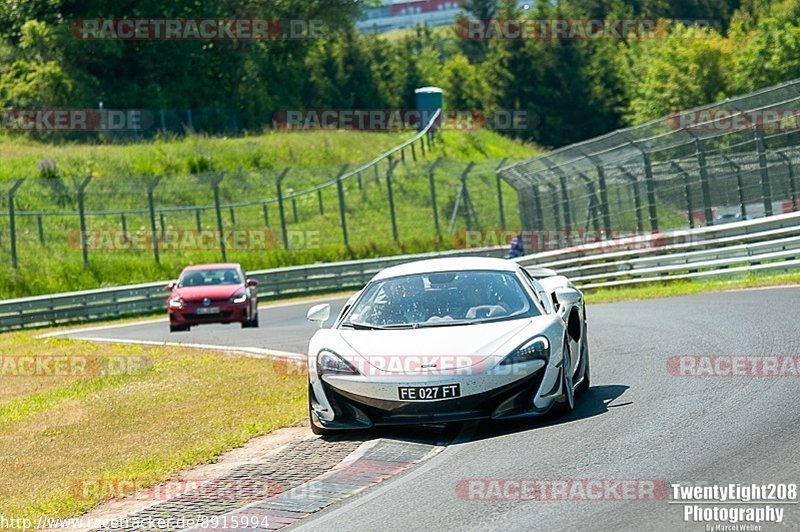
[55,297,349,354]
[56,287,800,530]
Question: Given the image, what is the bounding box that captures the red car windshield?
[178,268,241,287]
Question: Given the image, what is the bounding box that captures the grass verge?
[584,271,800,304]
[0,332,307,522]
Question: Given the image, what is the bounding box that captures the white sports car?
[305,257,590,435]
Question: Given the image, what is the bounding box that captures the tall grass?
[0,129,538,298]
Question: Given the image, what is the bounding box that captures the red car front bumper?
[168,301,249,326]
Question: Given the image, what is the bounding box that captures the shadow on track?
[316,384,630,446]
[469,384,631,442]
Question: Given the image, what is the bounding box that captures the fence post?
[460,162,477,230]
[211,173,226,262]
[262,203,270,226]
[495,158,508,229]
[77,176,92,267]
[642,153,659,232]
[596,165,612,238]
[420,136,426,157]
[7,179,24,269]
[428,158,442,240]
[549,184,562,235]
[755,130,773,216]
[357,171,363,191]
[276,167,290,249]
[159,213,166,241]
[120,213,128,242]
[532,184,544,230]
[335,164,350,248]
[671,162,695,229]
[411,142,417,162]
[37,214,45,245]
[386,159,400,242]
[722,156,747,220]
[618,168,644,233]
[558,175,573,243]
[291,198,298,223]
[694,139,713,225]
[229,206,236,225]
[195,208,202,231]
[317,189,324,215]
[778,152,798,212]
[146,176,162,264]
[578,174,601,241]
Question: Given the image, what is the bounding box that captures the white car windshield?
[343,270,538,329]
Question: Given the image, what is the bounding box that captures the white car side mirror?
[555,288,581,307]
[307,304,331,327]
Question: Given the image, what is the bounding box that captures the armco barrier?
[2,211,800,331]
[516,211,800,288]
[0,246,504,331]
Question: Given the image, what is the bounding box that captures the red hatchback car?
[166,263,259,332]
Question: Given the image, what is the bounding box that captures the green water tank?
[415,86,443,130]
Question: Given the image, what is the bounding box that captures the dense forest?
[1,0,799,147]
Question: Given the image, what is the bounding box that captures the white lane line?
[37,293,351,339]
[37,319,165,338]
[70,336,307,361]
[255,293,352,310]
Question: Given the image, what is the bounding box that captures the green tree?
[0,20,75,107]
[729,16,800,92]
[440,53,487,109]
[619,23,730,124]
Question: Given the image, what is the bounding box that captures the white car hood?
[337,318,535,374]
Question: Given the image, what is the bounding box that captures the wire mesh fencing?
[499,79,800,249]
[0,131,524,272]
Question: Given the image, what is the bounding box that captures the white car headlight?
[501,336,550,366]
[168,296,184,309]
[317,349,360,376]
[231,293,247,304]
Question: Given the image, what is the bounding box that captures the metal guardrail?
[517,211,800,289]
[0,245,504,331]
[2,211,799,331]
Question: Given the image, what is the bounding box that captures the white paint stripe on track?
[71,336,306,361]
[36,293,351,339]
[37,319,165,338]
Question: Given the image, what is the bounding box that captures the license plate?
[195,307,220,315]
[398,384,461,401]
